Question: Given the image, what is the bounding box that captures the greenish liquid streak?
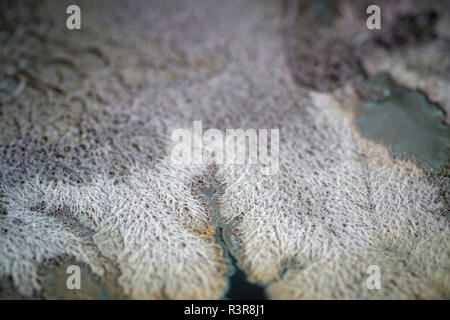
[200,181,266,300]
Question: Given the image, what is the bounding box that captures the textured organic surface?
[0,0,449,299]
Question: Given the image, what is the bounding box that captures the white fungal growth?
[0,0,448,300]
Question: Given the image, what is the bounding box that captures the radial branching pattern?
[0,0,449,299]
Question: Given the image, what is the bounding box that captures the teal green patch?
[312,0,340,26]
[354,74,450,171]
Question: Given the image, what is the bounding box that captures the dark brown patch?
[374,10,438,49]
